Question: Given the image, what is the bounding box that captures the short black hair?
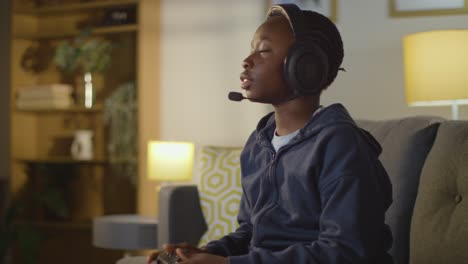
[268,8,344,90]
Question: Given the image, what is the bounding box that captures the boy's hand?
[176,249,228,264]
[164,242,205,257]
[146,249,161,264]
[146,243,205,264]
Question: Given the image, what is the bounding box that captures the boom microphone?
[228,92,246,102]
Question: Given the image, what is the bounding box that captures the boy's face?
[240,15,295,104]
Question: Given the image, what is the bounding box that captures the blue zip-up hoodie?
[204,104,393,264]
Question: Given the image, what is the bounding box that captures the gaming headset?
[268,4,330,96]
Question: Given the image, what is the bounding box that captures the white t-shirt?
[272,129,300,152]
[271,106,324,152]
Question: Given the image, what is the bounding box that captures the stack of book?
[16,84,73,110]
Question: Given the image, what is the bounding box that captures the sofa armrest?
[157,184,207,247]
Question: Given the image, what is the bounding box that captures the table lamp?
[403,30,468,120]
[147,141,195,184]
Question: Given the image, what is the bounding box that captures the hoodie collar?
[255,104,381,152]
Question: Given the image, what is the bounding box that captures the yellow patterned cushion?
[197,146,242,246]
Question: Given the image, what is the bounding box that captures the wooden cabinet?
[9,1,160,263]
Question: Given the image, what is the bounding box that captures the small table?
[93,214,158,251]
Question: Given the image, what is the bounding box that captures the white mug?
[71,130,94,160]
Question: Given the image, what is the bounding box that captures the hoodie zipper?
[253,132,303,244]
[252,147,278,245]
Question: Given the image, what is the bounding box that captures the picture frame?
[265,0,338,22]
[390,0,468,17]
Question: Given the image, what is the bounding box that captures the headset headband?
[267,4,308,39]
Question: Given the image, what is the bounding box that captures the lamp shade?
[147,141,194,181]
[403,30,468,105]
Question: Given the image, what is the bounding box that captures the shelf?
[15,157,108,165]
[15,104,103,113]
[8,1,144,262]
[17,220,92,230]
[13,24,137,40]
[14,0,138,16]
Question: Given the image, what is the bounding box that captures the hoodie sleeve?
[227,125,393,264]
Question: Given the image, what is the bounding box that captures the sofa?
[156,116,468,264]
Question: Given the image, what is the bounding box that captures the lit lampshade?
[147,141,194,182]
[403,30,468,120]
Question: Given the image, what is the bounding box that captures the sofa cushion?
[197,146,243,246]
[357,117,442,264]
[410,121,468,264]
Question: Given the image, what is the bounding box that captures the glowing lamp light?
[403,30,468,120]
[147,141,194,182]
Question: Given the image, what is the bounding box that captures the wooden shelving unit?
[15,157,108,164]
[14,0,139,15]
[8,0,162,263]
[15,104,103,113]
[13,24,138,40]
[18,220,92,230]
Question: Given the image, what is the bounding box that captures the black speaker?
[269,4,329,96]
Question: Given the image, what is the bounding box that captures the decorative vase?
[83,72,94,108]
[74,72,96,108]
[74,72,104,108]
[71,129,94,160]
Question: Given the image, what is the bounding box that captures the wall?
[324,0,468,120]
[0,0,10,181]
[136,0,269,217]
[160,0,468,150]
[160,0,270,147]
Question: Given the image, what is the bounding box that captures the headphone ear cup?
[284,40,329,96]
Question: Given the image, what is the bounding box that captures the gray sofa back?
[357,117,442,264]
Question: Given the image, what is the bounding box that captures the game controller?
[156,251,181,264]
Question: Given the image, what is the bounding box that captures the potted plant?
[102,81,137,213]
[0,189,69,264]
[53,28,113,108]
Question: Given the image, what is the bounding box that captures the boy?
[149,4,393,264]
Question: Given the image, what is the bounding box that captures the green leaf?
[17,226,42,264]
[0,229,17,261]
[53,28,113,74]
[2,201,19,228]
[38,189,69,219]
